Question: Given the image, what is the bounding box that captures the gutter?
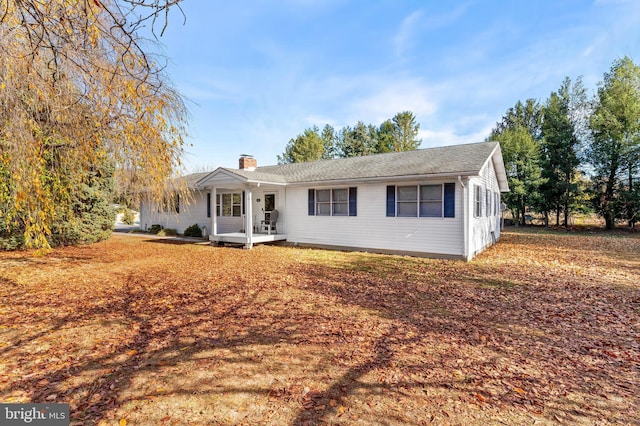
[285,171,481,187]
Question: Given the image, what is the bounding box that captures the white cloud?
[394,10,423,57]
[418,124,494,148]
[394,4,471,58]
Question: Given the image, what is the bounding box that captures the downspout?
[458,176,469,261]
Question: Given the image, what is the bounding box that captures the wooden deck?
[209,232,287,246]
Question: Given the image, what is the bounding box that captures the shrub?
[122,208,135,225]
[158,228,177,237]
[183,224,203,238]
[48,165,115,247]
[0,233,25,251]
[148,224,163,234]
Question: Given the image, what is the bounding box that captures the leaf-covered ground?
[1,229,638,425]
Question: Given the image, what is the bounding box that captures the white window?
[474,186,482,217]
[332,188,348,216]
[419,185,442,217]
[310,188,356,216]
[316,189,331,216]
[217,192,242,217]
[314,188,355,216]
[393,184,452,218]
[397,186,418,217]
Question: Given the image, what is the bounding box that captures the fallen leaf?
[119,419,127,426]
[514,387,526,395]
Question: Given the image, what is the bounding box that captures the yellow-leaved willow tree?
[0,0,188,249]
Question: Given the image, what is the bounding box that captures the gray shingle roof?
[192,141,506,188]
[255,141,499,183]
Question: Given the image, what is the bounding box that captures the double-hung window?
[216,192,243,217]
[387,183,455,218]
[397,186,418,217]
[474,186,482,217]
[308,188,357,216]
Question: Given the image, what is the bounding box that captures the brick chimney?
[239,154,257,171]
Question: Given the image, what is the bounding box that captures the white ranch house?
[140,141,509,260]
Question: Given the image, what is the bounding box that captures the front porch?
[210,232,287,246]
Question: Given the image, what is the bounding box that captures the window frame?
[216,191,243,217]
[397,185,418,217]
[474,185,482,218]
[419,184,443,218]
[312,188,356,217]
[392,183,452,218]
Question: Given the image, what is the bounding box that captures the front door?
[264,193,275,222]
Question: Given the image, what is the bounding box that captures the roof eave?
[285,171,481,187]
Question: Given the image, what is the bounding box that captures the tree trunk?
[629,166,635,228]
[563,172,570,228]
[604,160,618,230]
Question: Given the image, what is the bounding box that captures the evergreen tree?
[540,77,585,227]
[336,121,378,157]
[391,111,422,151]
[588,57,640,229]
[320,124,337,160]
[277,126,325,164]
[494,126,545,226]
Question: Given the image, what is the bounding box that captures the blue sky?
[154,0,640,171]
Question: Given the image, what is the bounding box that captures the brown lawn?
[0,229,638,425]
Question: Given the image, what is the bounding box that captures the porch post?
[245,188,253,249]
[212,186,217,236]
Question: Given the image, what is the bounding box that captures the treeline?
[491,57,640,229]
[278,111,421,164]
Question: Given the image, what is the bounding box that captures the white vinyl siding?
[139,190,209,234]
[468,157,502,258]
[285,181,464,256]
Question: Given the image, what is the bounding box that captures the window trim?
[474,185,482,218]
[310,187,357,217]
[216,191,243,217]
[389,183,454,218]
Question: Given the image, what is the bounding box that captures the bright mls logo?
[1,404,69,425]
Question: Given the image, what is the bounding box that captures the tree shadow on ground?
[287,251,639,425]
